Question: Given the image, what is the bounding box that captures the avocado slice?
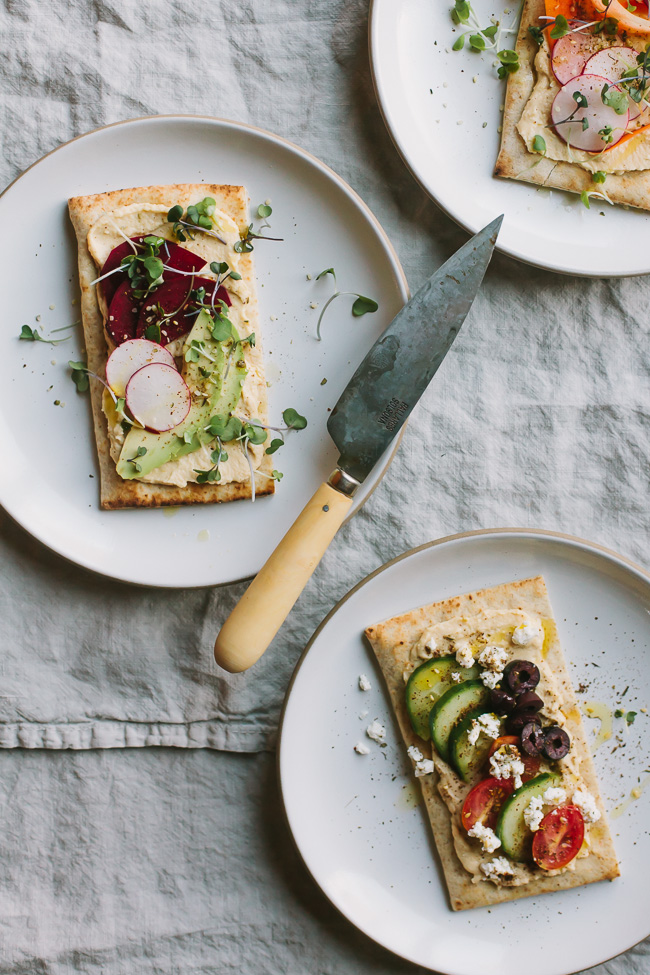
[405,656,480,741]
[116,309,247,480]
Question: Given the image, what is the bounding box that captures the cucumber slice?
[449,709,504,783]
[429,680,491,763]
[496,772,562,862]
[405,656,479,740]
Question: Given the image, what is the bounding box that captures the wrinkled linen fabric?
[1,0,649,971]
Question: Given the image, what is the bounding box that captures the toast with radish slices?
[496,0,650,209]
[68,184,275,509]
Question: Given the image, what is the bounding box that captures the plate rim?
[0,113,409,588]
[277,525,650,973]
[368,0,649,280]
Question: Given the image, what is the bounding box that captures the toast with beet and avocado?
[365,576,619,911]
[68,183,282,510]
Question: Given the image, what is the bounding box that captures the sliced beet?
[106,279,141,346]
[99,236,208,306]
[136,277,231,345]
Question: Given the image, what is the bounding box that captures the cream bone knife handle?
[214,469,358,673]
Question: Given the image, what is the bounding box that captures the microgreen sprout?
[592,171,607,183]
[601,83,629,114]
[532,135,547,154]
[69,360,91,393]
[167,199,227,244]
[119,236,166,298]
[313,267,378,341]
[127,445,147,473]
[195,441,228,483]
[234,223,283,254]
[450,0,519,77]
[19,322,78,346]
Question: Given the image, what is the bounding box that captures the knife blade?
[214,215,503,673]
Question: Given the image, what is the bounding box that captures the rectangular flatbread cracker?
[68,183,274,509]
[365,576,619,911]
[495,0,650,209]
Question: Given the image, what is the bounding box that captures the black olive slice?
[489,688,516,714]
[507,711,542,734]
[503,659,541,695]
[543,726,571,760]
[516,690,544,713]
[520,721,546,756]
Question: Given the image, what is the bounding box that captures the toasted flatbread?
[365,576,619,911]
[68,184,274,509]
[495,0,650,208]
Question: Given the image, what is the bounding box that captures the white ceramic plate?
[369,0,650,277]
[279,529,650,974]
[0,116,407,588]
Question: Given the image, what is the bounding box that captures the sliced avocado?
[429,680,491,763]
[405,656,479,741]
[116,309,247,480]
[495,772,562,862]
[448,709,504,783]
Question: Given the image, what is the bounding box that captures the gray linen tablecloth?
[1,0,649,971]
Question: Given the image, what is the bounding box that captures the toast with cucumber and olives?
[365,576,619,911]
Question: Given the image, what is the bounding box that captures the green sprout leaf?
[211,317,234,342]
[265,437,285,455]
[615,708,624,718]
[528,24,544,45]
[482,24,499,37]
[469,33,486,50]
[351,295,379,317]
[592,171,607,184]
[144,323,162,343]
[452,0,472,25]
[550,14,569,38]
[573,90,588,109]
[580,190,591,209]
[316,267,336,281]
[601,83,628,114]
[271,470,284,481]
[452,34,465,50]
[626,711,637,725]
[532,135,547,154]
[243,422,268,446]
[69,360,90,393]
[167,204,183,223]
[206,414,243,442]
[282,408,307,430]
[210,261,229,276]
[257,203,272,218]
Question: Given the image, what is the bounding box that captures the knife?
[214,215,503,673]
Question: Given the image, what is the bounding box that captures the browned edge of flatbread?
[365,576,619,911]
[67,183,275,510]
[495,0,650,209]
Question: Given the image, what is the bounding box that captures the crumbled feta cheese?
[467,821,501,853]
[480,670,503,690]
[451,671,462,683]
[477,644,508,672]
[489,745,524,789]
[354,742,370,755]
[523,795,545,832]
[468,712,501,746]
[358,674,372,691]
[512,622,541,646]
[455,641,475,669]
[573,788,601,824]
[480,856,514,882]
[542,787,567,806]
[366,720,386,744]
[407,744,434,777]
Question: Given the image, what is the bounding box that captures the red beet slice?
[106,280,141,346]
[136,277,232,345]
[99,237,207,306]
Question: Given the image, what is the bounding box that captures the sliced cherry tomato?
[461,776,515,832]
[628,0,648,16]
[532,804,585,870]
[487,736,541,782]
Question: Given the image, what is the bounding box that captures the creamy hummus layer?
[407,610,591,887]
[518,35,650,174]
[89,202,267,488]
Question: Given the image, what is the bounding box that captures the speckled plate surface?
[0,115,407,587]
[279,529,650,975]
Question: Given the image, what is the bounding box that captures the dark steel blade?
[327,215,503,484]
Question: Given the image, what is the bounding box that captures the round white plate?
[279,529,650,975]
[0,116,407,588]
[370,0,650,277]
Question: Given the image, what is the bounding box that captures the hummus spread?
[518,35,650,174]
[88,203,267,488]
[407,609,594,887]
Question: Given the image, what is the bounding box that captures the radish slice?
[552,29,598,85]
[125,363,191,432]
[105,339,176,397]
[585,48,644,120]
[551,74,629,150]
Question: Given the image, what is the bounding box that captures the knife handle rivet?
[323,504,330,512]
